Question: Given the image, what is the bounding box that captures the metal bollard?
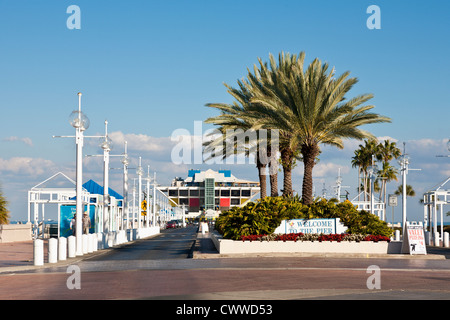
[33,239,44,266]
[59,237,67,261]
[82,234,88,254]
[434,232,440,246]
[68,235,76,258]
[395,230,400,241]
[444,232,449,248]
[87,234,94,253]
[48,238,58,263]
[93,233,98,251]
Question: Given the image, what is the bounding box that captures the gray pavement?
[1,228,450,300]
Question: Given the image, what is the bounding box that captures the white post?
[33,239,44,266]
[68,235,76,258]
[58,237,67,261]
[138,157,143,229]
[122,141,129,231]
[82,234,88,254]
[132,180,136,229]
[48,238,58,263]
[87,234,94,253]
[153,172,157,226]
[75,92,84,256]
[444,232,449,248]
[401,161,407,229]
[395,229,400,241]
[147,166,150,227]
[102,120,111,234]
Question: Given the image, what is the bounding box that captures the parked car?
[167,220,177,229]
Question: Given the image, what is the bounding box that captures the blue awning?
[82,179,124,199]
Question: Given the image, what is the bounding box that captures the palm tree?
[394,184,416,197]
[377,161,398,204]
[0,186,9,225]
[244,53,301,197]
[247,52,391,205]
[204,80,278,199]
[352,139,379,201]
[376,140,401,204]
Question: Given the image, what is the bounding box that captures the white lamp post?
[68,92,90,256]
[121,142,129,230]
[146,165,151,227]
[99,120,113,233]
[398,153,409,229]
[368,155,378,217]
[397,142,421,230]
[136,157,144,229]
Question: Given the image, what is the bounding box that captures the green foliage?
[215,196,304,240]
[215,197,393,240]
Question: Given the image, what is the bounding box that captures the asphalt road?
[87,225,198,261]
[1,226,450,302]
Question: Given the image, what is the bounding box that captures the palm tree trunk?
[269,173,278,197]
[280,147,294,197]
[301,143,320,205]
[268,150,278,197]
[257,160,267,199]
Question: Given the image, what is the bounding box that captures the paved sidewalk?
[1,233,449,273]
[0,241,38,268]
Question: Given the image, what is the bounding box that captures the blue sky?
[0,1,449,222]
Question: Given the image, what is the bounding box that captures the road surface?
[0,226,449,301]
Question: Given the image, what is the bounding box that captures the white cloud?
[0,157,55,176]
[108,131,174,153]
[3,136,33,146]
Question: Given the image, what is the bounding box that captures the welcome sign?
[274,218,347,235]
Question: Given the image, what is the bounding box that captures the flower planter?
[211,232,401,255]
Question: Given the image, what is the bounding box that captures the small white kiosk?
[423,177,450,246]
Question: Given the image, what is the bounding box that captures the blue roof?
[83,180,124,199]
[219,170,231,177]
[188,169,201,177]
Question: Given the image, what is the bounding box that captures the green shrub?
[215,197,393,240]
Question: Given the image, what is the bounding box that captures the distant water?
[9,220,57,224]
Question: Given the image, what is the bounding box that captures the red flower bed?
[275,233,304,242]
[240,233,391,242]
[318,234,346,242]
[241,234,266,242]
[363,235,391,242]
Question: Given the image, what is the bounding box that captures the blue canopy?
[83,179,124,199]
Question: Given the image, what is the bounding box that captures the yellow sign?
[141,200,147,216]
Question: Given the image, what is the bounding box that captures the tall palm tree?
[244,53,301,197]
[394,184,416,197]
[352,139,380,201]
[247,52,391,205]
[0,186,9,225]
[377,161,398,204]
[376,140,401,204]
[204,80,278,199]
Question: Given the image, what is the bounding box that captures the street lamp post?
[397,143,421,230]
[121,142,129,230]
[136,157,144,229]
[368,155,378,217]
[68,92,90,255]
[99,120,113,233]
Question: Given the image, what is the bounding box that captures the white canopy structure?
[423,176,450,244]
[27,172,90,238]
[351,191,386,221]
